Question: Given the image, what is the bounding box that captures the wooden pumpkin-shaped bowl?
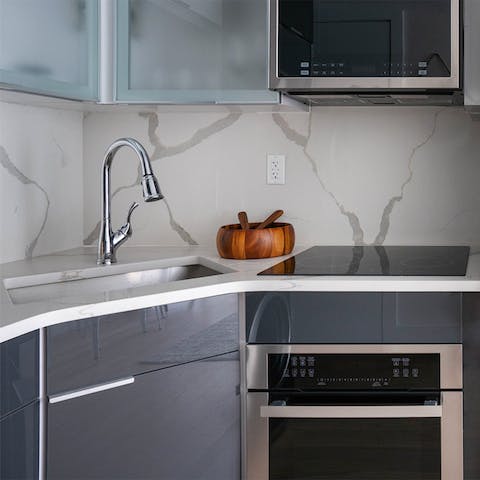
[216,222,295,259]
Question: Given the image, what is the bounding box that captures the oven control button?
[299,357,307,367]
[308,368,315,378]
[291,368,298,378]
[392,358,401,366]
[403,368,410,377]
[307,356,315,366]
[291,357,298,367]
[300,369,306,378]
[412,368,419,377]
[402,358,410,366]
[393,368,400,377]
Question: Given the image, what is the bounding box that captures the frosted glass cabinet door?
[0,0,98,100]
[117,0,278,103]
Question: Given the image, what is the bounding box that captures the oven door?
[246,391,462,480]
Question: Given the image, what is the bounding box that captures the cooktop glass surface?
[258,246,470,276]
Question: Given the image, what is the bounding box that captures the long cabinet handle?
[49,377,135,404]
[260,404,442,419]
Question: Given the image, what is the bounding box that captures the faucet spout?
[97,138,163,265]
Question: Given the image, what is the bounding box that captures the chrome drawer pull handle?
[260,404,443,419]
[49,377,135,404]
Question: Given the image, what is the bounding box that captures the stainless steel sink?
[4,261,229,305]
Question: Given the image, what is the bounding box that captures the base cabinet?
[0,401,39,480]
[0,331,39,480]
[47,352,239,479]
[463,293,480,480]
[46,295,239,479]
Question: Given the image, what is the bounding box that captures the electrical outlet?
[267,154,286,185]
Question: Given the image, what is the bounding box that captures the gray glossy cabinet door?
[116,0,278,103]
[0,332,39,419]
[246,292,383,343]
[47,352,240,480]
[246,292,461,344]
[382,293,462,343]
[0,401,39,480]
[0,0,98,100]
[47,294,238,394]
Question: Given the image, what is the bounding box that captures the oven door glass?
[269,417,440,479]
[278,0,453,78]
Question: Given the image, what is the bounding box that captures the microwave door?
[272,0,460,91]
[312,20,392,78]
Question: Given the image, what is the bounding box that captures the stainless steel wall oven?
[243,292,463,480]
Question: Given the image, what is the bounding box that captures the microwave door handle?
[260,404,442,419]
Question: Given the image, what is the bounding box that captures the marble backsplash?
[1,101,479,266]
[0,101,83,264]
[83,106,480,250]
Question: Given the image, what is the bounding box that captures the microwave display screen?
[278,0,452,78]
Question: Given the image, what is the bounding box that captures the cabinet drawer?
[47,294,238,395]
[47,352,240,480]
[0,331,39,419]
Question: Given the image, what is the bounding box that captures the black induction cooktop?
[258,246,470,276]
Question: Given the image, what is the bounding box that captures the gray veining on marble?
[83,222,100,247]
[273,112,366,245]
[0,145,50,259]
[52,136,68,168]
[140,109,242,161]
[163,198,198,245]
[373,108,445,244]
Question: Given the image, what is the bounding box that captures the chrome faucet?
[97,138,163,265]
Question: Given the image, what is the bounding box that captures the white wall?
[0,101,84,263]
[83,106,480,249]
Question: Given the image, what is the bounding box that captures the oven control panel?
[268,354,440,390]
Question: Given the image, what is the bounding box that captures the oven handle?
[260,404,442,419]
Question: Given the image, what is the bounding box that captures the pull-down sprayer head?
[141,173,163,202]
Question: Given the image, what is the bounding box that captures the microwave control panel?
[268,353,440,390]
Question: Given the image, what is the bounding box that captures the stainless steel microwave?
[269,0,461,105]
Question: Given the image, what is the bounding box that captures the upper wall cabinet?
[0,0,99,100]
[464,0,480,106]
[116,0,278,103]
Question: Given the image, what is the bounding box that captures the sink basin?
[4,260,229,305]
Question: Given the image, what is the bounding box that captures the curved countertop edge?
[1,245,480,343]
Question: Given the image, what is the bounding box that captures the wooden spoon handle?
[256,209,284,229]
[238,211,249,230]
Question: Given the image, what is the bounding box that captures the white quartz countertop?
[1,245,480,343]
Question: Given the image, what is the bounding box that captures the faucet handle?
[112,202,139,249]
[126,202,139,224]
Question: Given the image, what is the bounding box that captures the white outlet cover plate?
[267,154,286,185]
